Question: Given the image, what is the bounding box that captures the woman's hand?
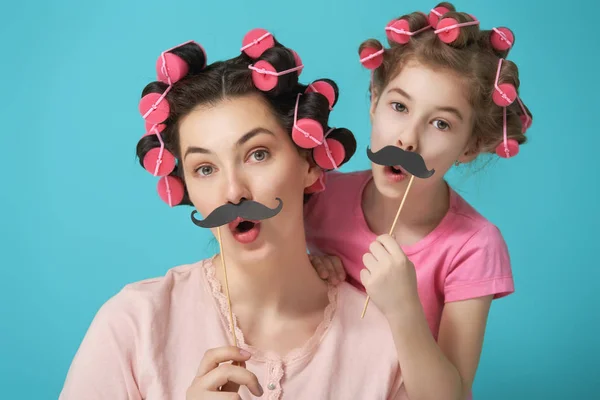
[186,346,263,399]
[309,254,346,285]
[360,234,420,320]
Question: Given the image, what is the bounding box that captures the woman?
[59,30,406,399]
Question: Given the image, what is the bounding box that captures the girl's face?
[178,93,319,263]
[369,61,477,198]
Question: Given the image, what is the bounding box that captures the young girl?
[305,3,533,399]
[59,30,410,400]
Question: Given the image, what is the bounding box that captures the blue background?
[1,0,597,398]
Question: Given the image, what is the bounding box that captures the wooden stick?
[361,175,415,319]
[217,226,237,347]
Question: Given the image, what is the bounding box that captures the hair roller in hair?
[305,79,338,109]
[490,27,514,52]
[157,175,185,207]
[248,51,303,92]
[428,5,451,27]
[385,18,431,45]
[139,92,170,124]
[434,16,479,44]
[291,93,324,149]
[313,136,345,170]
[359,45,384,70]
[241,28,275,59]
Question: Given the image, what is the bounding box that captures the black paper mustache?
[366,146,435,179]
[190,198,284,228]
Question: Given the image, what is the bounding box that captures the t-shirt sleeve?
[59,292,142,400]
[444,224,515,303]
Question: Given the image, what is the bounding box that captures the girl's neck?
[363,177,451,241]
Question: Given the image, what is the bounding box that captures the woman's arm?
[387,295,492,400]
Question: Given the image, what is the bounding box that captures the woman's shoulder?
[96,259,210,325]
[334,282,397,339]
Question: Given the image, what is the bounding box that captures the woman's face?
[179,93,319,262]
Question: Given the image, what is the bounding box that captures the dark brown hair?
[359,2,532,155]
[137,38,356,206]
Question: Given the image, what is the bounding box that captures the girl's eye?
[250,149,269,162]
[433,120,450,131]
[391,102,407,112]
[197,165,214,176]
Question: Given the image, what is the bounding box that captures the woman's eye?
[250,149,269,162]
[433,120,450,130]
[391,102,407,112]
[197,165,213,176]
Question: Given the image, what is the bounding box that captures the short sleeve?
[444,224,515,303]
[59,292,142,400]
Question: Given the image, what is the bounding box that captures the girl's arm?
[361,234,497,400]
[386,294,492,400]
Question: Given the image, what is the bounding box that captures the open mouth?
[384,165,407,182]
[228,218,261,244]
[236,220,255,233]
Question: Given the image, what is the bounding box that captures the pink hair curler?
[142,124,176,176]
[304,170,327,194]
[155,40,206,84]
[495,107,519,158]
[144,121,165,135]
[359,46,384,70]
[385,18,432,45]
[248,55,304,92]
[434,16,480,43]
[291,93,324,149]
[140,40,207,124]
[313,128,345,170]
[428,5,451,27]
[305,79,337,110]
[493,58,516,107]
[157,175,185,206]
[490,27,514,52]
[241,28,275,59]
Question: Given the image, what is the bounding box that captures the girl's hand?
[360,234,420,319]
[186,346,263,399]
[309,254,346,285]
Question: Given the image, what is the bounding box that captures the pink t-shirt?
[60,256,408,400]
[304,170,515,339]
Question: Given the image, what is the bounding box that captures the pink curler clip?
[143,124,176,176]
[434,17,480,43]
[291,93,323,149]
[155,40,206,84]
[490,27,514,52]
[304,170,327,194]
[139,91,171,124]
[493,58,516,107]
[241,28,275,59]
[313,128,345,170]
[248,57,304,92]
[157,175,185,207]
[305,80,338,110]
[428,6,451,27]
[141,40,206,124]
[385,18,432,45]
[359,46,384,70]
[495,107,519,158]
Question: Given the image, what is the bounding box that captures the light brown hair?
[359,2,532,156]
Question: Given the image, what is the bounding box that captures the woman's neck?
[363,177,450,240]
[214,233,328,316]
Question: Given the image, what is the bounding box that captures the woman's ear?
[302,150,322,190]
